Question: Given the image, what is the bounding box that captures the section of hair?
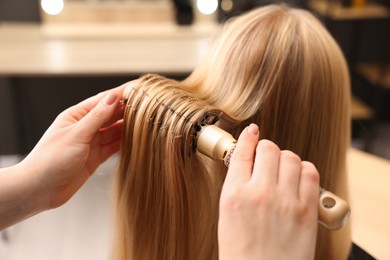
[113,74,228,260]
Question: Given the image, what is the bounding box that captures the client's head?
[186,3,350,199]
[184,5,351,259]
[114,5,351,260]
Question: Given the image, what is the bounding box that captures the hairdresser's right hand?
[218,124,319,260]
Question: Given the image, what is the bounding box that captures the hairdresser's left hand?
[20,84,127,209]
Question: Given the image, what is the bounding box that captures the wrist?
[0,161,50,230]
[16,160,51,212]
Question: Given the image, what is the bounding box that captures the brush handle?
[318,189,350,230]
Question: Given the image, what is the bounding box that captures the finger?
[64,82,129,120]
[75,92,120,142]
[100,138,121,163]
[122,79,138,100]
[99,120,123,146]
[299,161,320,205]
[277,150,302,198]
[224,124,259,186]
[250,139,280,188]
[101,104,125,129]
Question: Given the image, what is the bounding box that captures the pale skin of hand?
[0,83,129,230]
[218,124,320,260]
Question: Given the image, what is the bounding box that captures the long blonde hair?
[184,5,351,259]
[114,5,351,260]
[113,74,231,259]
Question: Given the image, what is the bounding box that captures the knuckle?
[278,199,294,215]
[280,150,301,164]
[301,161,317,171]
[231,151,253,164]
[256,139,280,154]
[301,161,320,183]
[231,144,255,163]
[221,186,272,212]
[278,199,311,224]
[220,187,245,211]
[295,203,316,225]
[55,109,68,121]
[292,205,310,224]
[95,91,106,99]
[247,186,272,207]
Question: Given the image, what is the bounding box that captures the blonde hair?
[114,5,351,260]
[113,74,230,259]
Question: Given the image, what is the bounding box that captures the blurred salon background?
[0,0,389,259]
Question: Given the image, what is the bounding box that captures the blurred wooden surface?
[348,148,390,259]
[0,22,219,76]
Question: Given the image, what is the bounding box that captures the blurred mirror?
[40,0,175,24]
[40,0,219,25]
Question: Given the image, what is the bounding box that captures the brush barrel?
[196,125,236,160]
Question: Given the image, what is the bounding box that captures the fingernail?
[247,123,259,135]
[103,93,117,105]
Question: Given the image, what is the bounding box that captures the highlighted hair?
[114,5,351,260]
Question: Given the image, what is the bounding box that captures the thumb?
[224,124,259,185]
[76,92,119,142]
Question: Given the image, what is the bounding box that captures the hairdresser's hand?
[218,124,319,260]
[20,84,127,209]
